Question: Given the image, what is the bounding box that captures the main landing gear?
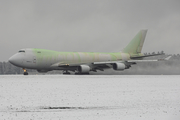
[63,70,70,75]
[75,72,89,75]
[23,68,28,75]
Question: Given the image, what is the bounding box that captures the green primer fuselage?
[31,48,131,70]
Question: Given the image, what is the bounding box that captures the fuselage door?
[33,56,36,64]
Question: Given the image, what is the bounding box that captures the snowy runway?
[0,75,180,120]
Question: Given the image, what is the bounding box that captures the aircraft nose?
[9,54,23,67]
[8,56,15,64]
[9,55,18,64]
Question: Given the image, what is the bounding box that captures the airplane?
[8,30,171,75]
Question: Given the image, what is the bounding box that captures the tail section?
[122,30,147,54]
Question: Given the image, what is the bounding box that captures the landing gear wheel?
[63,70,71,75]
[63,72,70,75]
[24,72,28,75]
[75,72,89,75]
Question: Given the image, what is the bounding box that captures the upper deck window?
[18,50,25,53]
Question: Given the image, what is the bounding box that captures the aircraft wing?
[93,56,171,65]
[51,56,171,72]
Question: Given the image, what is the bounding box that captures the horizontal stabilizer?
[164,56,172,61]
[130,53,165,59]
[128,56,171,62]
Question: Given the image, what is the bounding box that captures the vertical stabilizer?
[122,30,147,54]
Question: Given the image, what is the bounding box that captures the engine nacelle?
[113,63,126,71]
[77,65,90,73]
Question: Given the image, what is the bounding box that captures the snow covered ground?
[0,75,180,120]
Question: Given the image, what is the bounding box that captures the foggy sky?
[0,0,180,61]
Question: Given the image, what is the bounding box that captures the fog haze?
[0,0,180,61]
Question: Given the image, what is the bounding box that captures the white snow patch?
[0,75,180,120]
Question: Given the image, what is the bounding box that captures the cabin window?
[18,50,25,53]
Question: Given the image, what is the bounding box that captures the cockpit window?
[18,50,25,53]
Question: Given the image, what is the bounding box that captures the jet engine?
[113,63,126,71]
[77,65,90,73]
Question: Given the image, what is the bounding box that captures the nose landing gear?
[23,68,28,75]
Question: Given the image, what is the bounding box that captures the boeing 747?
[9,30,171,75]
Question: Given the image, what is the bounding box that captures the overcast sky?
[0,0,180,61]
